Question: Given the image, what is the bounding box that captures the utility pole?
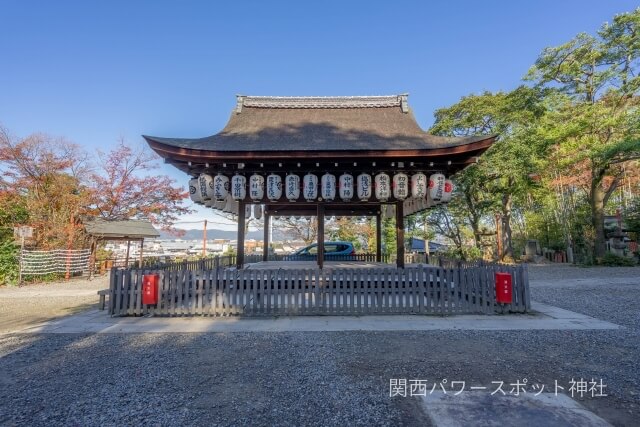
[203,219,207,257]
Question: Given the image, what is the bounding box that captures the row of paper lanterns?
[190,172,453,204]
[201,195,264,219]
[204,196,442,220]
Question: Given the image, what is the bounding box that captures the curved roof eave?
[144,134,497,162]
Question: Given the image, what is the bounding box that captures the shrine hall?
[144,94,496,269]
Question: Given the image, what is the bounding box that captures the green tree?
[430,86,547,260]
[0,194,29,285]
[526,8,640,260]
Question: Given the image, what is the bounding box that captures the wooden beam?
[237,201,245,269]
[376,212,382,263]
[317,204,325,269]
[138,238,144,268]
[396,201,405,269]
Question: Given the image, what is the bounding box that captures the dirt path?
[0,276,108,333]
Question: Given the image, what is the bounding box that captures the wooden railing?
[109,263,530,317]
[137,253,401,271]
[141,255,236,271]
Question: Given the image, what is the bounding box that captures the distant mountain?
[158,228,287,241]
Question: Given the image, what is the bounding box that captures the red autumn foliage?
[0,126,192,248]
[88,139,193,231]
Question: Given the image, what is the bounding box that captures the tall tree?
[526,8,640,259]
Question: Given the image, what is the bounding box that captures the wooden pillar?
[317,204,325,269]
[237,201,245,269]
[376,211,382,263]
[88,237,97,279]
[138,238,144,268]
[125,239,131,268]
[396,201,405,269]
[263,213,270,262]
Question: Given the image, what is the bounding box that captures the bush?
[0,240,19,285]
[597,252,637,267]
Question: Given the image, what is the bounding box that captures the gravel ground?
[0,276,108,333]
[0,265,638,426]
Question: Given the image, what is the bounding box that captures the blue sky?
[1,1,637,230]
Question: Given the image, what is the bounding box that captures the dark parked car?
[285,241,355,260]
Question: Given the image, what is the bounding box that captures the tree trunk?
[591,179,607,260]
[501,188,514,261]
[464,189,483,251]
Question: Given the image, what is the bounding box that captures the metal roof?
[84,220,160,239]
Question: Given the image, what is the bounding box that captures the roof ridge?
[236,94,409,111]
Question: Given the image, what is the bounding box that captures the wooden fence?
[109,263,530,317]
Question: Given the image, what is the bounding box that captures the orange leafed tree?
[88,139,192,231]
[0,126,91,249]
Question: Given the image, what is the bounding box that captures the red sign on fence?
[495,272,512,304]
[142,274,159,305]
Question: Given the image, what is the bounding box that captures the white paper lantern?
[303,173,318,201]
[411,173,427,198]
[321,173,336,201]
[213,200,225,210]
[189,178,202,203]
[375,173,391,202]
[198,173,213,200]
[393,172,409,200]
[429,173,446,201]
[204,199,214,208]
[253,204,263,220]
[339,173,354,201]
[212,174,229,201]
[357,173,372,201]
[266,174,282,201]
[441,179,454,203]
[231,174,246,201]
[249,174,264,201]
[245,204,252,218]
[285,174,301,202]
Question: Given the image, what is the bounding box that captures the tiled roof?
[239,95,405,109]
[144,94,492,152]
